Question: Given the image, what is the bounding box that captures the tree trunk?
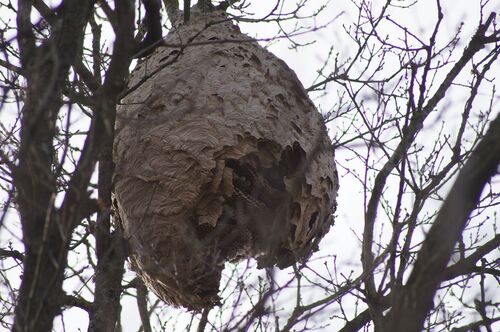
[13,1,92,330]
[88,112,127,332]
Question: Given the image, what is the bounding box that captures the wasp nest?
[113,6,338,310]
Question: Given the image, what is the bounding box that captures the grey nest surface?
[113,7,339,310]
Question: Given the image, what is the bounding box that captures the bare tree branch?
[136,279,152,332]
[444,234,500,280]
[0,248,24,261]
[134,0,163,58]
[387,111,500,331]
[163,0,179,22]
[87,1,136,331]
[184,0,191,23]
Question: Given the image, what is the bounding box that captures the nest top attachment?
[113,7,338,310]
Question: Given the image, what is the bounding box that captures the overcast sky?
[1,0,499,331]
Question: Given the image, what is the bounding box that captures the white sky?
[1,0,499,331]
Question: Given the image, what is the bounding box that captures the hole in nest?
[233,53,244,60]
[250,54,261,66]
[326,177,334,190]
[279,142,306,177]
[290,224,297,242]
[225,159,254,191]
[308,212,319,229]
[160,50,180,63]
[191,221,214,239]
[291,202,301,220]
[290,121,302,134]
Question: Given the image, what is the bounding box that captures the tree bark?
[13,1,93,331]
[87,1,136,330]
[88,104,126,332]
